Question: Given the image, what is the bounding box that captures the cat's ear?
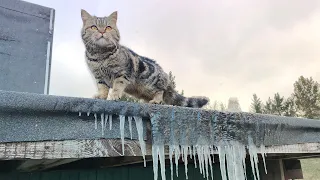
[109,11,118,24]
[81,9,92,23]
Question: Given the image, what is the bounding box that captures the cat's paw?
[93,93,108,99]
[107,93,121,101]
[149,99,163,104]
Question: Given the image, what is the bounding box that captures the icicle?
[203,146,209,180]
[207,148,214,180]
[128,116,133,139]
[152,145,159,180]
[159,144,166,180]
[260,144,268,174]
[248,137,261,180]
[94,113,97,129]
[87,112,90,116]
[183,146,189,179]
[193,146,197,168]
[226,145,236,180]
[101,113,105,136]
[197,146,205,177]
[119,115,125,156]
[134,116,146,167]
[218,145,227,180]
[181,146,184,162]
[169,146,174,180]
[78,112,82,116]
[152,144,166,180]
[109,115,112,130]
[174,145,180,177]
[104,114,108,127]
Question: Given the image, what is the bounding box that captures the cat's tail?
[164,91,209,108]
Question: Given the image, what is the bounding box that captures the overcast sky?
[26,0,320,111]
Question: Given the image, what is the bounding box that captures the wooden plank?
[265,142,320,154]
[0,139,151,160]
[0,138,319,161]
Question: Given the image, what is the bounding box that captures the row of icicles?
[78,112,267,180]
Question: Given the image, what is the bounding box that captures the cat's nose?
[99,31,105,35]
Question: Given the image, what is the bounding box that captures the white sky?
[26,0,320,111]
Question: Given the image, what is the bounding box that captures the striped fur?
[80,9,209,108]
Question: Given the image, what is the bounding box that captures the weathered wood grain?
[0,138,319,161]
[265,143,320,154]
[0,139,151,160]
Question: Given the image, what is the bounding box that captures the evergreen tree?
[263,97,274,114]
[220,102,226,111]
[168,71,176,89]
[271,93,285,116]
[250,94,263,113]
[205,100,226,111]
[283,96,297,117]
[181,90,184,96]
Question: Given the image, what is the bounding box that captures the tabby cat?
[81,9,209,108]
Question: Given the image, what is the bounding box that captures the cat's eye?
[105,26,112,31]
[91,25,98,30]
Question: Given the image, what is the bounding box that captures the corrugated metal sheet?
[0,0,54,94]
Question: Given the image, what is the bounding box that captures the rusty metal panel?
[0,0,54,94]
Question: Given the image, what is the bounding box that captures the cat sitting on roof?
[80,9,209,108]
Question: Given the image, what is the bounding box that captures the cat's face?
[81,9,120,48]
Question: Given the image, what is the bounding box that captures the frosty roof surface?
[0,90,320,147]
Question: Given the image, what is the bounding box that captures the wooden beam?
[265,142,320,154]
[0,139,151,160]
[17,159,79,172]
[0,139,319,161]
